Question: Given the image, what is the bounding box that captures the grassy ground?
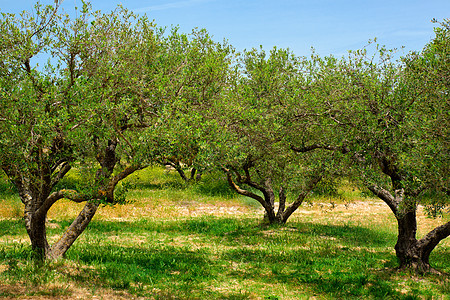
[0,167,449,299]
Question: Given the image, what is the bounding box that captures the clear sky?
[2,0,449,57]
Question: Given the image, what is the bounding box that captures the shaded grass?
[0,219,26,236]
[68,244,215,296]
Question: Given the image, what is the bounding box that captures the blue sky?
[2,0,449,57]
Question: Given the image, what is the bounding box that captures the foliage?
[140,27,235,181]
[0,0,448,279]
[311,20,450,271]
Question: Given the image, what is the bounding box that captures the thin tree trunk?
[174,162,188,182]
[49,201,99,259]
[190,168,197,181]
[194,169,202,181]
[279,175,322,223]
[167,161,194,183]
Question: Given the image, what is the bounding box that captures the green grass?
[0,167,449,299]
[1,217,448,299]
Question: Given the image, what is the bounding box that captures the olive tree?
[210,47,345,224]
[315,23,449,272]
[0,2,158,259]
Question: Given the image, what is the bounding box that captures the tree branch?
[291,144,350,154]
[23,58,45,95]
[282,174,323,222]
[223,167,266,205]
[367,184,399,214]
[30,1,61,39]
[239,160,267,193]
[105,164,145,200]
[417,221,450,264]
[70,114,95,131]
[51,162,71,189]
[36,189,90,218]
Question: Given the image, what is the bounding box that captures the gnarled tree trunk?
[10,173,53,259]
[23,193,99,260]
[369,185,450,273]
[3,139,142,260]
[395,211,450,273]
[25,205,51,259]
[49,201,99,259]
[224,166,322,224]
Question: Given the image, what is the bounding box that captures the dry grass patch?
[0,282,144,300]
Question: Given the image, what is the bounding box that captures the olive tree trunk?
[3,140,141,260]
[224,167,322,224]
[369,185,450,273]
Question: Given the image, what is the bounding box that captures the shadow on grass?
[72,216,396,248]
[74,218,444,298]
[0,181,17,197]
[296,222,396,247]
[65,243,226,298]
[219,243,436,299]
[216,228,401,298]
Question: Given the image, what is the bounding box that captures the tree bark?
[368,184,450,273]
[11,172,52,259]
[395,209,420,269]
[172,161,189,182]
[49,201,99,259]
[276,186,286,220]
[27,207,51,259]
[395,211,450,273]
[416,221,450,272]
[263,178,276,221]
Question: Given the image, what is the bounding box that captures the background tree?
[317,22,449,272]
[0,2,157,259]
[143,28,235,183]
[210,47,345,224]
